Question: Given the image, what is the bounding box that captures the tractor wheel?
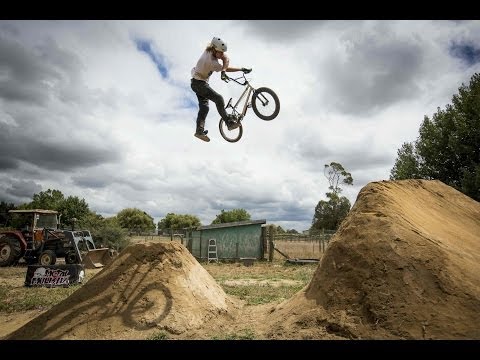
[0,235,22,267]
[65,250,79,264]
[39,250,57,266]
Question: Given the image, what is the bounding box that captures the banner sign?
[25,264,85,287]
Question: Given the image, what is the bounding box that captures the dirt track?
[5,179,480,339]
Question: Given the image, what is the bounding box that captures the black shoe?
[194,129,210,142]
[227,122,240,130]
[225,115,240,130]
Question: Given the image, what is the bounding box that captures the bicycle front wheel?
[219,118,243,143]
[252,87,280,121]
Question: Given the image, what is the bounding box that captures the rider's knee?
[212,93,224,105]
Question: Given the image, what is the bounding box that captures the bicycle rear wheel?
[252,87,280,121]
[219,118,243,143]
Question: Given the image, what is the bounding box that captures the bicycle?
[218,70,280,143]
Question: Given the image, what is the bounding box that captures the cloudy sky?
[1,20,479,231]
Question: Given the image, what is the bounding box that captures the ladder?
[207,239,218,263]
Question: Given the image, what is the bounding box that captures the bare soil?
[2,179,480,340]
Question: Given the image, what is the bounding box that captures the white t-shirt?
[191,50,223,82]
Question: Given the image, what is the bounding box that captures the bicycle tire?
[252,87,280,121]
[219,118,243,143]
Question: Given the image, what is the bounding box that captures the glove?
[221,71,229,81]
[242,68,252,74]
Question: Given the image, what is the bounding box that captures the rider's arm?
[220,53,244,72]
[220,53,230,71]
[225,67,243,72]
[216,59,238,72]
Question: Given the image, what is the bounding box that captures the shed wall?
[189,223,263,259]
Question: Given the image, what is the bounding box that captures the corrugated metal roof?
[8,209,59,214]
[197,219,266,230]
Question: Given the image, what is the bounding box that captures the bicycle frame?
[224,73,255,120]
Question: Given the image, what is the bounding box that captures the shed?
[185,219,267,261]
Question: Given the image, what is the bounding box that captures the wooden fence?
[265,231,335,261]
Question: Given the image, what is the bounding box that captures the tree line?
[0,161,354,244]
[390,72,480,202]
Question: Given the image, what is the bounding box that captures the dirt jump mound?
[267,179,480,339]
[7,242,238,339]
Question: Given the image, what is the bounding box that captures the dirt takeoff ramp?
[7,242,238,339]
[266,180,480,339]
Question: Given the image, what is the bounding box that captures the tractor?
[0,209,115,268]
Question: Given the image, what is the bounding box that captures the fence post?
[268,225,276,262]
[261,226,267,260]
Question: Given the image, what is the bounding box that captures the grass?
[146,331,169,340]
[220,284,302,305]
[211,328,256,340]
[0,267,101,313]
[203,260,317,305]
[0,285,81,312]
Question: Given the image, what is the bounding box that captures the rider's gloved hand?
[242,68,252,74]
[221,71,229,82]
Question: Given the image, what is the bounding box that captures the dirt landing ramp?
[7,242,239,339]
[266,179,480,339]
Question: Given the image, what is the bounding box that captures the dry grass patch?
[0,266,102,313]
[203,260,317,305]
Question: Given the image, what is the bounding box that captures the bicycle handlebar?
[221,70,251,85]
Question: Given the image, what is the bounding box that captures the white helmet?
[211,37,227,52]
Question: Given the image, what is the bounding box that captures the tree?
[311,162,353,233]
[0,201,15,226]
[19,189,91,228]
[390,142,423,180]
[311,193,351,232]
[390,72,480,201]
[77,211,105,232]
[116,208,155,234]
[95,216,130,251]
[324,162,353,194]
[211,209,251,224]
[158,213,201,231]
[58,196,90,229]
[76,213,130,251]
[29,189,64,210]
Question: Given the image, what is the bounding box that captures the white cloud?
[1,20,480,232]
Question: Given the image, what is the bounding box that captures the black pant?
[191,78,229,131]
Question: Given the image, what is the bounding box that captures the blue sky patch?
[449,42,480,66]
[135,38,169,79]
[181,95,197,110]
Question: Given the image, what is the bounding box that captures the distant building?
[185,219,266,260]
